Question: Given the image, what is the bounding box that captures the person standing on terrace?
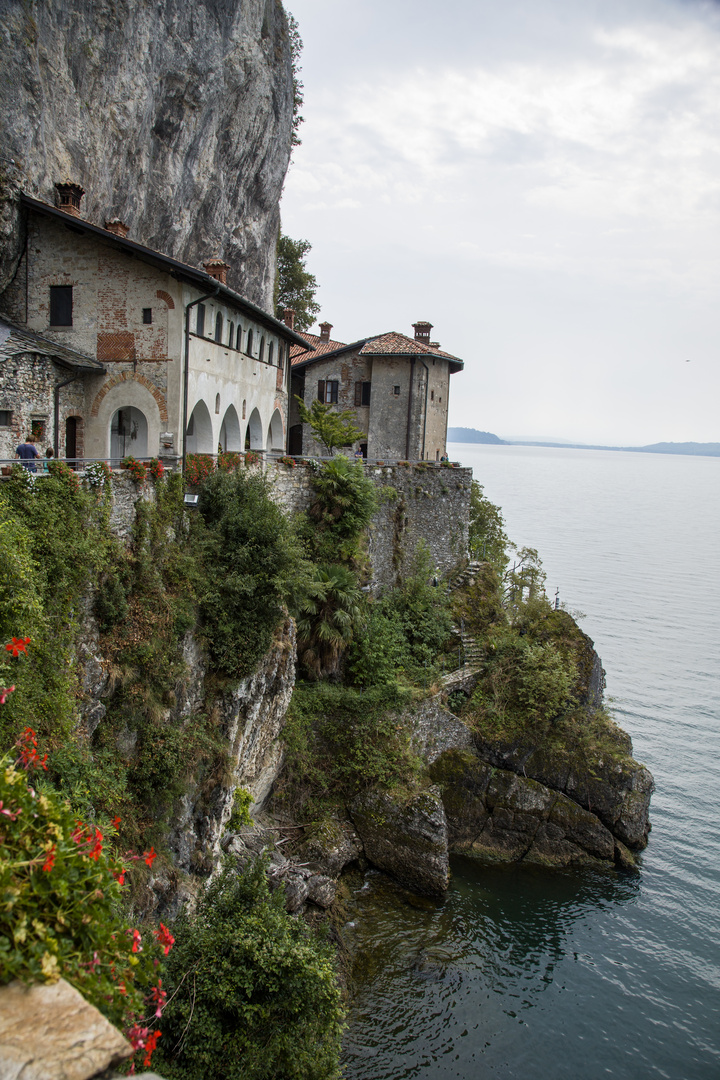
[15,434,40,472]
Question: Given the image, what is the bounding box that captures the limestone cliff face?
[0,0,295,308]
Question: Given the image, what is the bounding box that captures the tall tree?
[275,235,321,332]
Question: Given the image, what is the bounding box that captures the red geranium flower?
[153,923,175,955]
[143,1030,161,1067]
[0,685,15,705]
[143,846,157,868]
[5,637,31,657]
[42,844,56,872]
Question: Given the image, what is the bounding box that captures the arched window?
[259,336,265,363]
[215,393,221,415]
[215,312,223,343]
[247,329,254,356]
[277,346,284,375]
[236,325,243,351]
[228,321,234,347]
[268,342,274,366]
[242,399,246,419]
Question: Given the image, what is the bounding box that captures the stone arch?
[87,376,163,459]
[267,408,284,453]
[219,404,242,452]
[91,372,168,423]
[245,407,263,450]
[186,399,214,455]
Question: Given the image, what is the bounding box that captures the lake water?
[341,444,720,1080]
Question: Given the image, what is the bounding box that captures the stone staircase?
[442,560,488,688]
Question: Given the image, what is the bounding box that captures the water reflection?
[342,859,640,1080]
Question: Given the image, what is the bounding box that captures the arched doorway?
[245,407,263,450]
[110,407,148,460]
[65,416,84,464]
[186,400,214,455]
[267,408,284,453]
[219,405,242,452]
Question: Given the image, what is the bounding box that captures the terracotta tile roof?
[291,328,464,374]
[358,332,462,364]
[290,331,350,365]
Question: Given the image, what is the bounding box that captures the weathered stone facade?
[0,196,309,463]
[269,461,473,589]
[289,324,462,462]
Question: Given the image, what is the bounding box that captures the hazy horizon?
[281,0,720,445]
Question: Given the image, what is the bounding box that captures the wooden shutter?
[317,380,326,403]
[355,381,363,406]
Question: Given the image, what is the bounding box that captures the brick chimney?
[283,308,296,331]
[203,258,230,285]
[319,321,333,342]
[412,321,433,345]
[104,218,129,238]
[54,180,85,217]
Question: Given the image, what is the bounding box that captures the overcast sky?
[280,0,720,444]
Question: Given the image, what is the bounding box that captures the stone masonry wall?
[269,462,473,590]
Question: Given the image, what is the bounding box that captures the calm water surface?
[342,445,720,1080]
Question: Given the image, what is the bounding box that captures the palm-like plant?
[296,563,363,679]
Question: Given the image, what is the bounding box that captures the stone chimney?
[203,258,230,285]
[412,321,433,345]
[319,321,333,342]
[104,218,129,238]
[283,308,296,331]
[54,180,85,217]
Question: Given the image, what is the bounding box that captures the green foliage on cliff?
[197,469,308,680]
[275,681,416,814]
[468,480,509,572]
[0,466,112,745]
[154,859,344,1080]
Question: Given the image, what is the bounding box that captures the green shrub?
[154,859,344,1080]
[275,681,416,814]
[197,470,308,680]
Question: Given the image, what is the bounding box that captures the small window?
[247,329,254,356]
[196,304,206,336]
[268,342,274,365]
[31,419,46,442]
[324,381,338,404]
[0,410,12,427]
[430,390,434,402]
[354,381,371,406]
[142,308,152,324]
[228,321,234,347]
[215,393,220,414]
[259,336,265,363]
[242,399,246,419]
[50,285,73,327]
[393,385,400,396]
[215,312,223,343]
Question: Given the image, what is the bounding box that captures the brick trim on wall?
[90,372,169,422]
[156,289,175,309]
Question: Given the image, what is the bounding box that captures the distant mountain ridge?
[447,427,506,444]
[448,429,720,458]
